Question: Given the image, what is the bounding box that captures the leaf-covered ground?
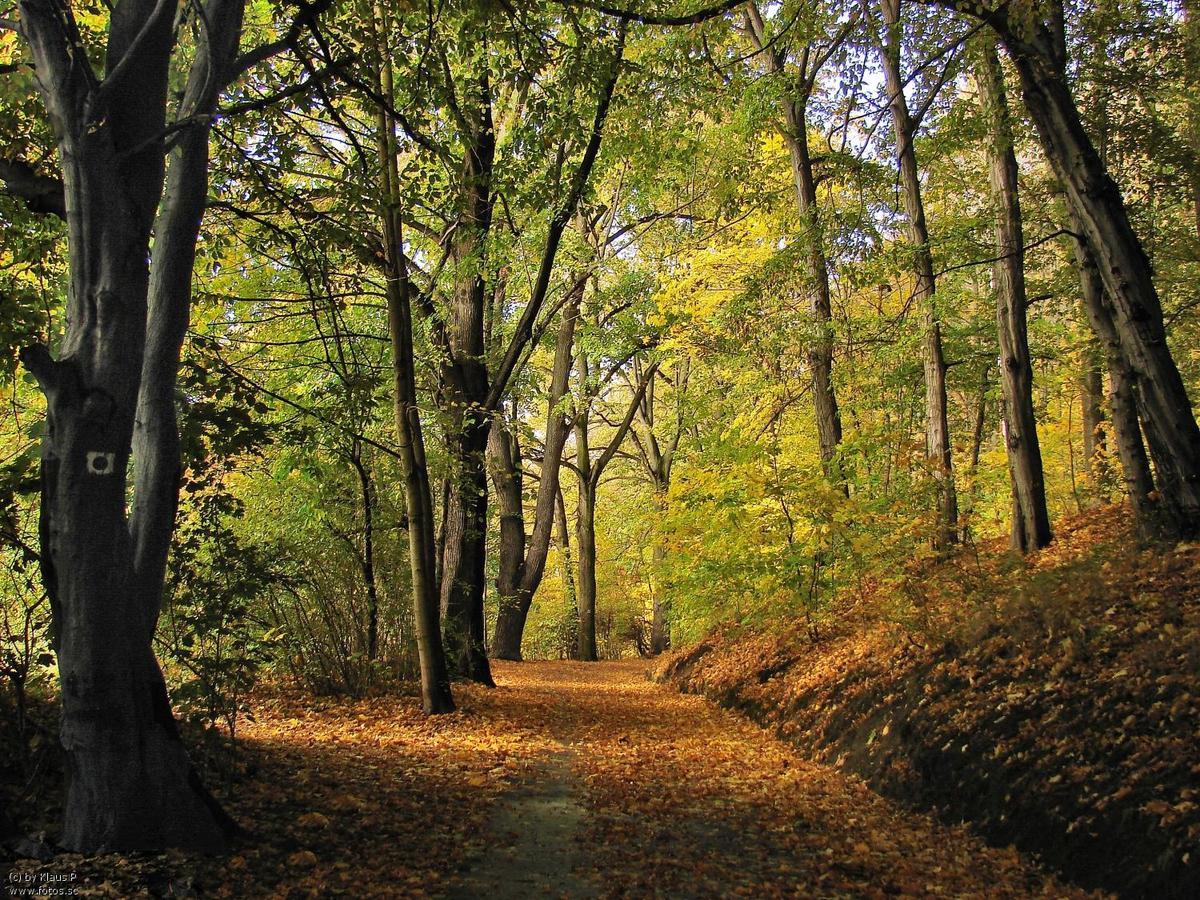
[655,505,1200,898]
[3,660,1096,898]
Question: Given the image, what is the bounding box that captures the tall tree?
[430,12,626,684]
[627,358,689,654]
[742,1,848,475]
[489,280,583,660]
[9,0,268,850]
[370,9,455,712]
[571,356,656,661]
[975,39,1051,552]
[1071,231,1158,534]
[875,0,959,548]
[930,0,1200,537]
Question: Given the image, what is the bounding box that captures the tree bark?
[490,283,582,660]
[1080,344,1109,502]
[371,10,454,712]
[1070,232,1158,534]
[437,60,497,686]
[576,478,599,663]
[555,485,580,659]
[976,39,1051,552]
[877,0,958,548]
[17,0,245,851]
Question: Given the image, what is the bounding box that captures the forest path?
[438,660,1089,899]
[8,660,1099,897]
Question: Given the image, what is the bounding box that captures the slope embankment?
[655,506,1199,898]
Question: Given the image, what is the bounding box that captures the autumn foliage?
[5,661,1100,898]
[656,504,1200,897]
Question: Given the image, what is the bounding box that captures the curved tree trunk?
[490,284,582,660]
[977,39,1051,552]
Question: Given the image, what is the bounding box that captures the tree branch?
[0,159,65,218]
[556,0,745,26]
[591,360,659,487]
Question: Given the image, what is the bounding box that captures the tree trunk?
[372,13,454,713]
[555,485,580,659]
[649,539,670,654]
[488,420,528,660]
[436,61,496,686]
[17,0,246,851]
[1071,230,1158,534]
[439,420,494,685]
[981,7,1200,536]
[744,3,844,474]
[571,355,656,662]
[977,39,1051,552]
[490,283,582,660]
[576,479,599,663]
[878,0,958,548]
[1080,345,1109,502]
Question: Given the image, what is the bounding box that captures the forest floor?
[1,661,1095,898]
[655,505,1200,898]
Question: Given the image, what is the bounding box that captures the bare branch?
[556,0,745,27]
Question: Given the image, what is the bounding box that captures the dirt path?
[5,660,1098,898]
[442,660,1090,899]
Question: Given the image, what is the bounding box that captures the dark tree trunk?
[878,0,958,548]
[18,0,246,851]
[574,368,599,663]
[576,478,599,663]
[977,39,1052,552]
[437,61,497,686]
[490,285,581,660]
[437,25,622,676]
[1071,231,1158,534]
[371,17,454,713]
[439,419,494,685]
